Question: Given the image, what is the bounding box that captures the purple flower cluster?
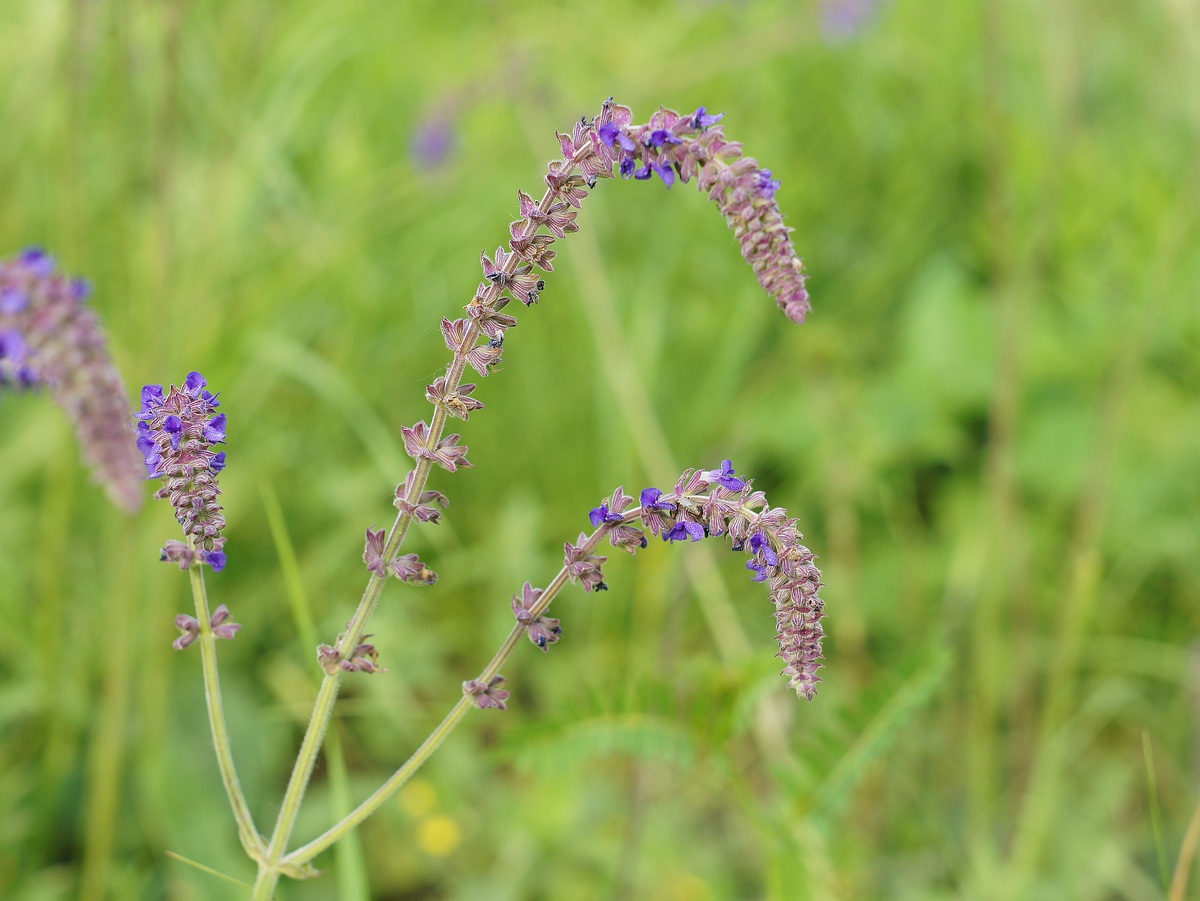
[0,247,144,511]
[135,372,228,571]
[578,462,826,700]
[595,102,812,324]
[821,0,884,42]
[415,99,811,450]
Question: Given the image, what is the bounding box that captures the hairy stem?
[187,563,263,858]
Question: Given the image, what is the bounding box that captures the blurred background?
[0,0,1197,898]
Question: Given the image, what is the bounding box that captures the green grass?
[1,0,1198,898]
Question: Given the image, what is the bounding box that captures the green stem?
[187,564,263,859]
[251,460,438,899]
[280,544,587,870]
[250,141,603,896]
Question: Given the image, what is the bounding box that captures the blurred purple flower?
[0,248,144,510]
[821,0,883,42]
[410,113,458,169]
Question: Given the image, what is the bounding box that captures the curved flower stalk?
[147,100,826,898]
[592,466,826,698]
[0,247,144,511]
[384,98,813,659]
[485,462,825,701]
[278,461,823,873]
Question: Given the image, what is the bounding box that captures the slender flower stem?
[252,457,438,898]
[187,563,263,858]
[250,172,562,894]
[280,537,596,870]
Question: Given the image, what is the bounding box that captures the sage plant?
[131,98,826,897]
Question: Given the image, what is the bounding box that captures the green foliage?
[1,0,1198,898]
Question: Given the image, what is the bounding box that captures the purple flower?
[163,415,184,449]
[588,503,626,527]
[139,384,165,412]
[0,287,27,314]
[640,487,676,512]
[410,113,458,168]
[20,247,55,277]
[598,121,636,152]
[706,459,746,491]
[755,169,781,199]
[204,413,227,444]
[647,129,682,149]
[821,0,883,42]
[663,520,706,543]
[0,328,27,363]
[203,549,228,573]
[591,486,645,553]
[691,106,724,130]
[638,486,678,537]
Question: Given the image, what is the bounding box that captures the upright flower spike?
[0,248,144,511]
[136,372,228,569]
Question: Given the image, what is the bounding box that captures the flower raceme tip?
[573,464,826,700]
[136,372,229,570]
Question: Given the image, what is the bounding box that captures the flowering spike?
[576,463,827,699]
[0,249,145,510]
[138,374,228,561]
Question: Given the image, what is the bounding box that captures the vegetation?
[0,1,1196,898]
